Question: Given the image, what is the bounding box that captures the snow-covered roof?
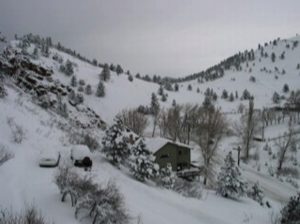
[71,145,91,161]
[146,137,191,154]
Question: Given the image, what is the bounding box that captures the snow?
[0,36,300,224]
[146,137,191,154]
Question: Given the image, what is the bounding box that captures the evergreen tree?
[135,73,141,79]
[174,83,179,91]
[85,84,92,95]
[222,89,228,99]
[158,85,164,96]
[76,93,84,104]
[235,90,238,99]
[158,163,175,189]
[172,99,176,107]
[65,60,74,76]
[283,84,289,93]
[68,89,76,101]
[56,95,68,118]
[229,92,234,102]
[101,117,131,165]
[272,92,280,104]
[150,93,160,115]
[212,93,218,101]
[271,52,276,62]
[216,151,247,198]
[129,140,159,182]
[100,64,110,81]
[247,182,264,205]
[33,47,39,59]
[197,87,200,93]
[280,192,300,224]
[96,81,105,97]
[128,74,133,82]
[70,75,77,87]
[242,89,251,100]
[188,84,192,91]
[116,65,123,75]
[202,96,213,109]
[110,63,116,72]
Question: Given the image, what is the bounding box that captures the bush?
[280,192,300,224]
[78,79,86,86]
[0,144,14,166]
[173,178,202,199]
[0,203,54,224]
[77,86,84,92]
[7,117,26,143]
[54,165,130,224]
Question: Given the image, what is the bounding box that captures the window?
[178,150,182,155]
[160,153,170,159]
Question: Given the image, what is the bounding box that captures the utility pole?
[233,146,241,166]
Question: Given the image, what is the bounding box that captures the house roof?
[146,137,191,154]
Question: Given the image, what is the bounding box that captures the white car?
[70,145,92,167]
[39,150,61,167]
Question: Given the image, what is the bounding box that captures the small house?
[146,137,192,171]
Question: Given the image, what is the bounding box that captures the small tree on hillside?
[283,84,289,93]
[116,64,123,75]
[280,192,300,224]
[100,63,110,81]
[65,60,74,76]
[70,75,77,87]
[101,117,131,165]
[247,182,264,205]
[95,81,105,97]
[129,139,159,182]
[273,92,281,104]
[157,163,175,189]
[85,84,92,95]
[216,151,247,198]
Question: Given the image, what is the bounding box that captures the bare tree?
[234,100,262,160]
[276,122,300,171]
[288,89,300,121]
[118,108,149,136]
[194,106,227,186]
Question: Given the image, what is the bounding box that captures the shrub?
[77,86,84,92]
[7,117,26,143]
[78,79,86,86]
[280,192,300,224]
[0,144,14,166]
[173,178,202,199]
[0,203,54,224]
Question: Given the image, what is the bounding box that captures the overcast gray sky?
[1,0,299,78]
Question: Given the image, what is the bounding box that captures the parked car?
[39,150,61,167]
[71,145,92,168]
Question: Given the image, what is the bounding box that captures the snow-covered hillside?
[0,34,300,224]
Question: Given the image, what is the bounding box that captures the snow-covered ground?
[0,35,300,223]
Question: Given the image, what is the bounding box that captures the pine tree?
[283,84,289,93]
[216,151,247,198]
[129,140,159,182]
[128,74,133,82]
[68,89,76,101]
[229,92,234,102]
[172,99,176,107]
[271,52,276,62]
[101,117,131,165]
[158,163,175,189]
[174,83,179,91]
[280,192,300,224]
[65,60,74,76]
[70,75,77,87]
[222,89,228,99]
[95,81,105,97]
[116,64,123,75]
[247,182,264,205]
[150,93,160,115]
[158,85,164,96]
[272,92,280,104]
[187,84,192,91]
[235,90,238,99]
[161,93,167,102]
[202,96,213,109]
[242,89,250,100]
[100,64,110,81]
[85,84,92,95]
